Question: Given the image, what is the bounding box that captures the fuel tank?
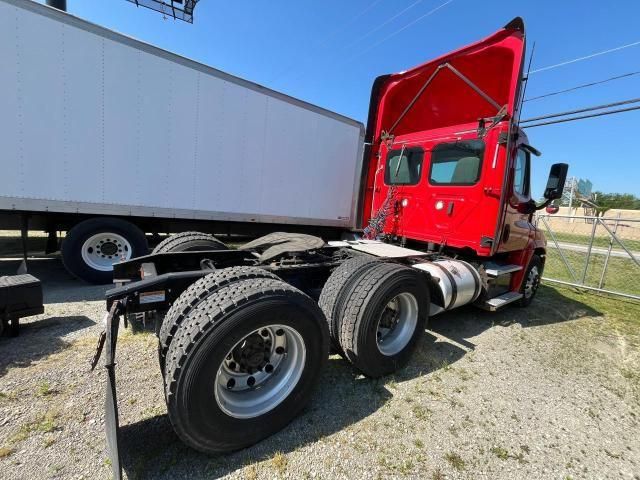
[414,259,482,314]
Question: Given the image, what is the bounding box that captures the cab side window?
[385,148,424,186]
[429,140,485,186]
[514,149,530,196]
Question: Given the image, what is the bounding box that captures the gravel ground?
[1,249,639,480]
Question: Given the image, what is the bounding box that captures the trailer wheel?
[319,255,379,352]
[61,217,148,284]
[152,231,228,254]
[517,254,543,307]
[338,262,429,378]
[164,278,328,453]
[157,267,280,372]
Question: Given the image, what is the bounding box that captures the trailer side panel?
[0,0,364,229]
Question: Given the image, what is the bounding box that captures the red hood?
[368,18,526,142]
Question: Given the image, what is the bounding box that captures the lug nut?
[275,346,285,354]
[265,364,274,373]
[261,329,269,337]
[275,329,284,336]
[247,376,256,387]
[229,361,236,370]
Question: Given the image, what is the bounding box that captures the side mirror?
[543,163,568,200]
[545,204,559,214]
[517,200,536,215]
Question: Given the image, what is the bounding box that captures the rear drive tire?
[517,254,543,307]
[319,255,380,353]
[152,232,227,254]
[61,217,148,284]
[338,262,429,378]
[157,267,280,372]
[164,278,329,453]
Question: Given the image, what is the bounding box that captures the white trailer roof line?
[0,0,365,229]
[5,0,362,130]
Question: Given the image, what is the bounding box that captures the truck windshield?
[429,140,484,185]
[385,148,424,185]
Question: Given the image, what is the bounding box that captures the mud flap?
[91,299,126,480]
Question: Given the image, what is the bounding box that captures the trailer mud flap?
[91,300,126,480]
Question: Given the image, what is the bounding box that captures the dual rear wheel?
[320,258,430,378]
[160,270,329,454]
[154,254,429,454]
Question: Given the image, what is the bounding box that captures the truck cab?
[94,18,569,473]
[361,17,567,301]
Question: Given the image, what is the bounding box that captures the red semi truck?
[95,17,568,477]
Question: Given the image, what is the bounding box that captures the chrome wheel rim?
[214,324,306,419]
[376,292,418,356]
[524,265,540,299]
[81,233,132,271]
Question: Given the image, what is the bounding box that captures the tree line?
[593,192,640,212]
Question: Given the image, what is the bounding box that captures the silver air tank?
[414,259,482,314]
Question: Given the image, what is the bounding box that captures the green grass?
[490,446,510,460]
[543,248,640,297]
[444,452,465,471]
[536,284,640,343]
[545,230,640,252]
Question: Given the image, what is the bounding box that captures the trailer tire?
[319,255,380,352]
[157,267,280,372]
[61,217,148,284]
[338,262,429,378]
[517,254,543,307]
[153,232,228,254]
[164,278,328,453]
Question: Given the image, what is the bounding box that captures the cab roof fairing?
[371,17,526,143]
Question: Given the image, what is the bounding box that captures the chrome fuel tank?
[414,259,482,314]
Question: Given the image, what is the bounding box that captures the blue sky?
[46,0,640,198]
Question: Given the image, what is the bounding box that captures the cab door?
[499,147,531,252]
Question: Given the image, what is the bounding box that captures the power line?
[341,0,428,51]
[314,0,385,48]
[280,0,454,84]
[525,71,640,102]
[520,97,640,123]
[529,39,640,74]
[346,0,455,62]
[269,0,385,82]
[522,104,640,128]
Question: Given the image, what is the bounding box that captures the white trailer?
[0,0,364,283]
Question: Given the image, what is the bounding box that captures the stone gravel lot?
[1,249,639,480]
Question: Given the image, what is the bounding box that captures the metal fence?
[534,214,640,301]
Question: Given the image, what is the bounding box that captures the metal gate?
[534,214,640,301]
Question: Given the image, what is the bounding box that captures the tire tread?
[158,266,279,368]
[153,232,227,254]
[318,255,379,350]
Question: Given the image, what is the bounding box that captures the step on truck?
[0,0,363,284]
[92,18,568,478]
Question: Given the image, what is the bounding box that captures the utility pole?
[46,0,67,11]
[567,176,574,217]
